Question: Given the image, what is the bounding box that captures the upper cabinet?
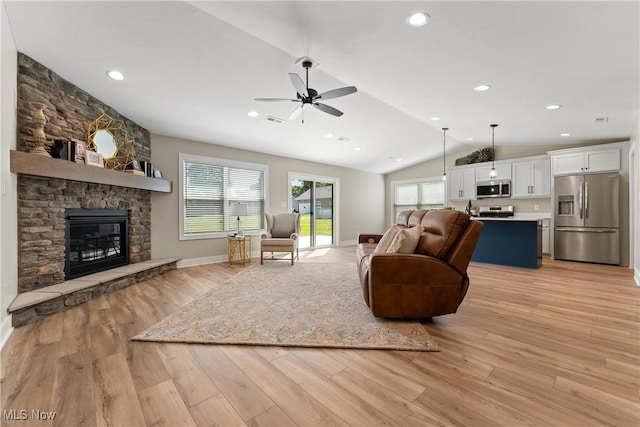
[512,157,551,198]
[475,163,512,181]
[447,167,475,201]
[551,146,620,175]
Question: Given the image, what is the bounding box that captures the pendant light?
[441,127,448,181]
[489,123,498,178]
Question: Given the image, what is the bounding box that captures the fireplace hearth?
[65,209,129,279]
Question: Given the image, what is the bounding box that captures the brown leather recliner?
[356,209,483,318]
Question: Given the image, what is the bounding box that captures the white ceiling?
[4,1,639,174]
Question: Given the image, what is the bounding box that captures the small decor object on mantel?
[85,150,104,167]
[29,102,50,156]
[73,140,86,164]
[124,159,145,175]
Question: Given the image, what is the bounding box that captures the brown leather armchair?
[356,209,483,318]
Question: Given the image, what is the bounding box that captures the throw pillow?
[373,225,403,254]
[387,225,422,254]
[271,228,292,238]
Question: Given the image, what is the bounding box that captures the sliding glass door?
[290,176,335,249]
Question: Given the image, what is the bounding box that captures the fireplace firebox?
[65,209,129,279]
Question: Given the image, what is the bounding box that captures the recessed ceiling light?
[354,147,361,151]
[431,117,440,121]
[546,104,562,110]
[560,133,572,137]
[406,12,430,27]
[106,70,124,81]
[247,110,259,118]
[474,84,491,91]
[396,158,403,162]
[325,133,334,138]
[467,137,474,141]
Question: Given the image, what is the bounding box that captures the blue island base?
[471,219,542,269]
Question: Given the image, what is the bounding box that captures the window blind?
[181,154,267,238]
[392,179,444,218]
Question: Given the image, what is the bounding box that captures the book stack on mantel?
[124,169,145,176]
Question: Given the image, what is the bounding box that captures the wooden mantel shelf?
[10,150,172,193]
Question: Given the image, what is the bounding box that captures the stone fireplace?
[9,53,177,327]
[17,176,150,293]
[15,53,152,293]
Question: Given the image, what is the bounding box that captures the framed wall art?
[85,150,104,168]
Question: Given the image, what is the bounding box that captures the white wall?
[150,134,385,265]
[0,1,18,347]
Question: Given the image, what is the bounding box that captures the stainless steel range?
[478,205,515,218]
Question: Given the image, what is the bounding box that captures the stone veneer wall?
[18,177,151,292]
[16,53,152,292]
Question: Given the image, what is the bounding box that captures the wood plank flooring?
[1,248,638,426]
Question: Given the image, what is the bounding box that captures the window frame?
[390,177,445,221]
[179,153,269,240]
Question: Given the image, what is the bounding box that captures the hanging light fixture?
[441,127,448,181]
[489,123,498,178]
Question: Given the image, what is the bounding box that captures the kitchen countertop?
[471,212,551,221]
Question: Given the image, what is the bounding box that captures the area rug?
[132,262,438,351]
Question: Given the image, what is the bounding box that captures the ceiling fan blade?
[315,86,357,101]
[288,105,303,120]
[313,102,343,117]
[254,98,299,102]
[288,73,309,98]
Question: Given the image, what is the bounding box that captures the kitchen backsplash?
[451,197,551,215]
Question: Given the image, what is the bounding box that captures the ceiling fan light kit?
[255,58,357,123]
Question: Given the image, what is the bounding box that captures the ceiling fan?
[255,59,357,123]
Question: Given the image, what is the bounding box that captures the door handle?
[555,228,616,233]
[578,183,583,219]
[585,182,589,219]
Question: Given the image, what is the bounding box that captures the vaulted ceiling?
[5,1,639,174]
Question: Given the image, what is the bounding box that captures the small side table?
[227,235,251,266]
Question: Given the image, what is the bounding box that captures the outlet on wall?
[280,201,287,208]
[534,204,539,211]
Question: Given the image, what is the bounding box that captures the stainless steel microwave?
[476,180,511,199]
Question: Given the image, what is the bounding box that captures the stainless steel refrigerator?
[554,172,619,265]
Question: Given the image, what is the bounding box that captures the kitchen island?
[471,216,543,269]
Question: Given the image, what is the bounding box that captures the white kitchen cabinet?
[475,163,512,181]
[447,167,475,201]
[551,147,620,175]
[512,158,550,198]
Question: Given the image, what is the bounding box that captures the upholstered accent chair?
[356,209,483,318]
[261,213,301,265]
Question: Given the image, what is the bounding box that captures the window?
[179,153,268,239]
[392,178,445,218]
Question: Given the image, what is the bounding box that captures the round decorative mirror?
[87,113,137,170]
[92,129,117,159]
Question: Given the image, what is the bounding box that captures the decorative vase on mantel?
[29,102,49,156]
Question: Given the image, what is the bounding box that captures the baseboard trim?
[178,255,225,268]
[635,268,640,286]
[340,239,357,247]
[0,315,14,351]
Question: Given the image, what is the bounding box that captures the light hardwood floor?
[1,248,639,426]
